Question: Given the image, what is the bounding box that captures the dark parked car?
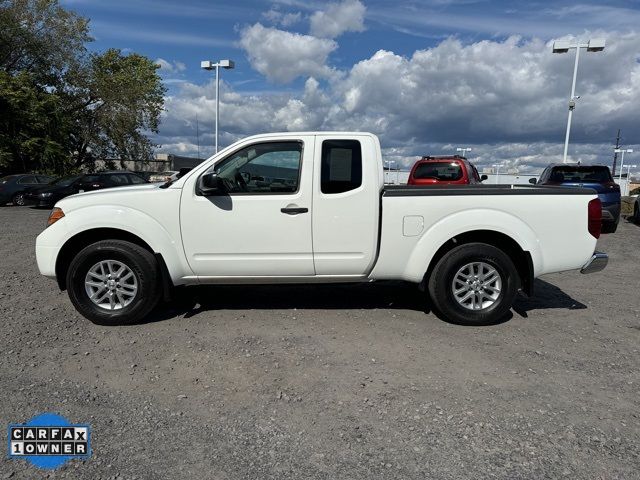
[532,164,620,233]
[0,174,55,206]
[25,171,148,208]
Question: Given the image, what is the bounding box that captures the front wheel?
[428,243,519,326]
[66,240,161,325]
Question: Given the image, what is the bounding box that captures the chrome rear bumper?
[580,251,608,274]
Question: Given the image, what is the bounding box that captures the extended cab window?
[214,142,302,194]
[321,140,362,194]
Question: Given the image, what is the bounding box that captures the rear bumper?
[580,251,608,274]
[601,202,621,222]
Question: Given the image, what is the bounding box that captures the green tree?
[0,71,70,174]
[68,49,166,169]
[0,0,165,174]
[0,0,90,83]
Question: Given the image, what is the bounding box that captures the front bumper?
[580,251,608,274]
[24,195,55,208]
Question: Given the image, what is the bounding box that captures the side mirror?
[198,172,227,196]
[529,178,537,185]
[480,174,488,181]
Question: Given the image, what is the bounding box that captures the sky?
[61,0,640,173]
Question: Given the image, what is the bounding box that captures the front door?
[180,137,316,277]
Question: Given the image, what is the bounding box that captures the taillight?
[588,198,602,239]
[604,181,620,191]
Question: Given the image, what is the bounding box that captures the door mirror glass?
[529,178,537,185]
[198,172,227,196]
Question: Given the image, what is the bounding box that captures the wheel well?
[55,228,155,290]
[424,230,534,296]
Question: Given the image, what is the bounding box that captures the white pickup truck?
[36,132,607,326]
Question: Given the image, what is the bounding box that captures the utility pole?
[612,129,621,177]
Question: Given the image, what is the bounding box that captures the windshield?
[414,162,463,181]
[51,175,82,187]
[550,166,612,183]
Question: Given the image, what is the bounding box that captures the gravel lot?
[1,206,639,479]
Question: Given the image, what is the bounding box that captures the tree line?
[0,0,165,175]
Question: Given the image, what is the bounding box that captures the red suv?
[408,155,486,185]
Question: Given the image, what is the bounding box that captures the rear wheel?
[634,203,639,224]
[66,240,161,325]
[428,243,519,326]
[12,193,25,206]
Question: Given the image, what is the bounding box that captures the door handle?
[281,207,309,215]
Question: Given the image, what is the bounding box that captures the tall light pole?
[385,160,400,184]
[492,164,501,184]
[552,38,605,163]
[456,147,472,157]
[614,148,633,187]
[201,59,235,154]
[624,165,637,196]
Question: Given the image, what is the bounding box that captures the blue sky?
[61,0,640,171]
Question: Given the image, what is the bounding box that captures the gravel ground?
[0,206,639,479]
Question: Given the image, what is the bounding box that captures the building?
[90,153,204,173]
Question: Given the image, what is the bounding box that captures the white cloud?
[158,32,640,173]
[239,23,337,83]
[309,0,366,39]
[263,8,302,27]
[156,58,187,73]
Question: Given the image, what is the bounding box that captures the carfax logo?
[8,413,91,469]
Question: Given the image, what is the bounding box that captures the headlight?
[46,207,65,227]
[40,192,53,197]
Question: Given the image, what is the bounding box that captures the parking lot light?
[553,39,606,163]
[201,59,235,154]
[492,164,501,184]
[456,147,472,157]
[623,164,637,196]
[614,148,633,190]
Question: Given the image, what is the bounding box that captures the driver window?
[214,141,302,194]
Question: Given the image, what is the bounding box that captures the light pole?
[384,160,400,185]
[456,147,472,157]
[492,164,501,184]
[552,38,605,163]
[624,164,637,196]
[384,160,396,184]
[200,59,235,154]
[614,148,633,189]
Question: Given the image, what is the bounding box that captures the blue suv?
[532,164,621,233]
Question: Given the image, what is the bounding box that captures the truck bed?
[372,183,599,283]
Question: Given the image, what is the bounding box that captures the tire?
[427,243,519,326]
[601,221,618,234]
[66,240,161,325]
[12,193,25,206]
[634,204,639,225]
